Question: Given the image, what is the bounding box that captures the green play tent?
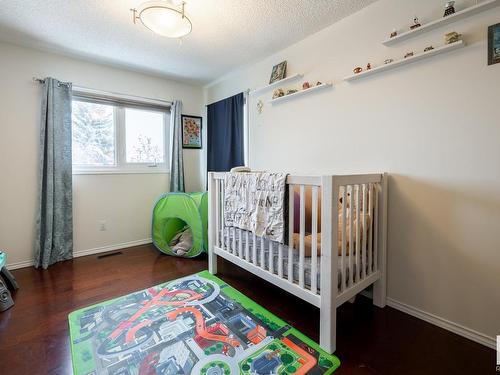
[152,192,208,258]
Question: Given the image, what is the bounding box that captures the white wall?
[206,0,500,345]
[0,41,205,267]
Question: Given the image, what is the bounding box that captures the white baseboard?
[358,288,495,349]
[6,259,34,270]
[387,297,496,349]
[6,238,152,270]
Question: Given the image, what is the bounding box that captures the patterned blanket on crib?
[224,172,287,243]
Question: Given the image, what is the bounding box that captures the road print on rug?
[69,270,340,374]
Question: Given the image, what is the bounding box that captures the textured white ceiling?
[0,0,377,84]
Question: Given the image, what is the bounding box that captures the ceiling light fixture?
[131,1,192,39]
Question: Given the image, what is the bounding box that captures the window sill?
[73,169,170,175]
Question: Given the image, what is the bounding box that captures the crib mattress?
[223,231,365,290]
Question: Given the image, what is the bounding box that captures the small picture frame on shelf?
[488,23,500,66]
[181,115,202,149]
[269,61,287,84]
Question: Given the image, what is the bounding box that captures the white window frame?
[71,91,170,175]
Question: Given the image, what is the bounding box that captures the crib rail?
[208,172,387,310]
[333,178,384,305]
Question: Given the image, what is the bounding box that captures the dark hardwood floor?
[0,245,495,374]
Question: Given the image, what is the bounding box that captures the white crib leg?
[208,249,218,275]
[319,175,338,354]
[373,173,388,308]
[373,278,386,307]
[208,172,218,275]
[320,304,337,353]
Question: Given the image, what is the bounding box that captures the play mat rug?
[69,270,340,375]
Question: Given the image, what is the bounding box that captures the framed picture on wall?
[488,22,500,66]
[181,115,202,149]
[269,61,287,84]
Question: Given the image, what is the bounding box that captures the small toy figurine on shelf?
[390,28,398,38]
[444,31,462,44]
[256,100,263,114]
[410,16,421,30]
[443,1,456,17]
[316,81,322,86]
[286,89,298,95]
[424,46,434,52]
[366,63,372,70]
[384,58,394,64]
[272,88,284,99]
[302,81,311,90]
[353,67,363,74]
[404,51,414,58]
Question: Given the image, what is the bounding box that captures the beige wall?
[0,41,204,267]
[206,0,500,344]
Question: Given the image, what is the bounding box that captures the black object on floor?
[0,250,18,312]
[97,251,123,259]
[1,266,19,292]
[0,278,14,312]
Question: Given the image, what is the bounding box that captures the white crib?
[207,172,388,353]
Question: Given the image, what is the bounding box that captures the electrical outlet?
[99,220,107,231]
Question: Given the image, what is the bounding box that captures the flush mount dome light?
[131,1,192,38]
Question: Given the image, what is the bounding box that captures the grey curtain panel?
[169,100,185,192]
[34,77,74,269]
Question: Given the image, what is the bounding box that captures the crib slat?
[269,241,274,274]
[260,236,265,269]
[355,185,361,282]
[374,183,379,272]
[231,228,234,254]
[238,229,243,258]
[252,232,257,265]
[341,187,347,292]
[362,184,367,279]
[245,230,250,261]
[368,184,373,275]
[348,185,354,287]
[232,227,236,255]
[299,185,306,288]
[278,243,284,278]
[311,185,319,294]
[288,185,294,283]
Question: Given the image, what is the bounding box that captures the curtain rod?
[33,77,72,88]
[206,89,249,107]
[32,77,173,106]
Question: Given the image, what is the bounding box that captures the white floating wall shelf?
[344,41,465,82]
[268,83,333,104]
[249,73,303,96]
[382,0,500,46]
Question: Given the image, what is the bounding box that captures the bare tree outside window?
[130,135,162,163]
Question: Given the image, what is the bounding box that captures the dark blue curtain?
[207,93,244,172]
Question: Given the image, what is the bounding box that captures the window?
[125,108,165,164]
[71,94,169,174]
[72,101,116,166]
